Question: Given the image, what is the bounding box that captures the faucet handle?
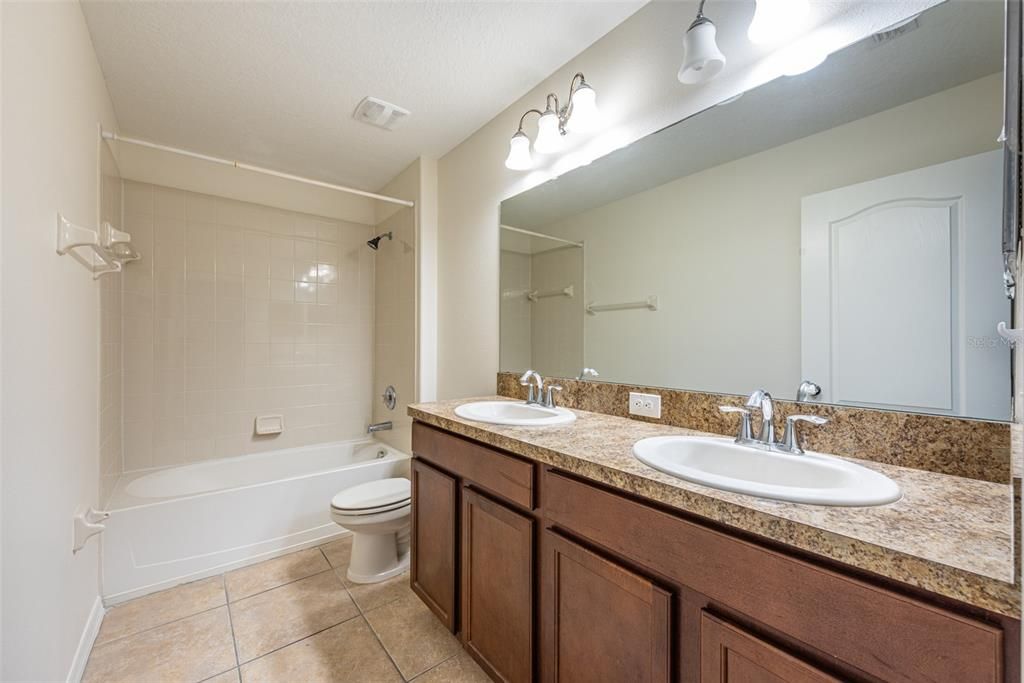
[781,414,828,454]
[545,384,563,408]
[719,405,753,442]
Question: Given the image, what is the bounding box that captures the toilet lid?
[331,478,410,511]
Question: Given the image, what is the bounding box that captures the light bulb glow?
[678,19,726,84]
[534,110,562,153]
[566,83,599,133]
[504,131,532,171]
[747,0,810,45]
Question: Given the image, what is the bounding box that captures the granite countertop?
[409,396,1020,619]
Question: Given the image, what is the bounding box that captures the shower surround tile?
[120,181,376,471]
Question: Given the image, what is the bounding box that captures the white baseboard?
[66,596,105,683]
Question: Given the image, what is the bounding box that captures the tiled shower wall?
[372,204,416,451]
[120,181,376,471]
[99,144,123,503]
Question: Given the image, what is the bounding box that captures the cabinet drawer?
[544,469,1003,683]
[413,422,534,509]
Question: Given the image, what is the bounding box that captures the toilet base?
[345,527,410,584]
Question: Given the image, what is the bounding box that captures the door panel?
[462,487,534,683]
[801,150,1009,419]
[410,458,458,631]
[542,529,672,683]
[700,612,839,683]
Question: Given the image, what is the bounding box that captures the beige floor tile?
[345,570,413,612]
[96,576,226,645]
[230,569,359,662]
[225,547,329,601]
[83,606,236,683]
[365,592,461,680]
[203,669,240,683]
[239,618,402,683]
[320,535,353,570]
[413,652,491,683]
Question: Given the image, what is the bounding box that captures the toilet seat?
[331,478,410,514]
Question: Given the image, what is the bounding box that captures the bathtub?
[102,439,410,604]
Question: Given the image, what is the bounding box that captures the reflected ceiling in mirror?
[499,0,1011,421]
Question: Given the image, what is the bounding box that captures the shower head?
[367,232,393,250]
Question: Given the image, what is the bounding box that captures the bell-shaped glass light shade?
[565,83,599,133]
[747,0,810,45]
[534,110,562,154]
[678,19,726,84]
[504,131,533,171]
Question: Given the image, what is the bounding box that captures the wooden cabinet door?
[700,612,839,683]
[461,487,534,683]
[410,458,458,632]
[542,530,672,683]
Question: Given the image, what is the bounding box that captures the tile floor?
[83,538,490,683]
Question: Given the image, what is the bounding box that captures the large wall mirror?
[500,0,1015,421]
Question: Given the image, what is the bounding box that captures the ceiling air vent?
[353,97,410,131]
[872,15,921,45]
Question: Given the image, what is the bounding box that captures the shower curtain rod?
[500,224,583,248]
[101,130,415,208]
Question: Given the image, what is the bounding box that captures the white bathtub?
[102,439,410,603]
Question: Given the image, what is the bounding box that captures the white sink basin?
[455,400,576,427]
[633,436,901,507]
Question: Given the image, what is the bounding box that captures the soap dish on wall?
[255,414,285,436]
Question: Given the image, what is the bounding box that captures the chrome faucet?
[718,388,829,454]
[576,367,600,381]
[519,370,544,405]
[519,370,562,409]
[745,389,775,445]
[367,421,393,433]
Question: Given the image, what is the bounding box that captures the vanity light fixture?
[504,73,599,171]
[678,0,727,84]
[747,0,810,45]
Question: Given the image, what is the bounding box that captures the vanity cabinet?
[462,488,534,682]
[410,458,458,630]
[699,612,839,683]
[541,529,672,682]
[411,422,1018,683]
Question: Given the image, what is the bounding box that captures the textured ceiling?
[81,0,644,190]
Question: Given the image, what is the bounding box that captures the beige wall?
[536,74,1001,396]
[99,142,123,504]
[1,1,119,679]
[120,181,376,470]
[372,162,419,451]
[435,1,942,400]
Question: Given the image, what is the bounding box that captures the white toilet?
[330,477,411,584]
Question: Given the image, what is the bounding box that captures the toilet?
[330,477,411,584]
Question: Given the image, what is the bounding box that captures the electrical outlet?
[629,391,662,419]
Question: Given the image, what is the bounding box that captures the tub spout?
[367,421,393,433]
